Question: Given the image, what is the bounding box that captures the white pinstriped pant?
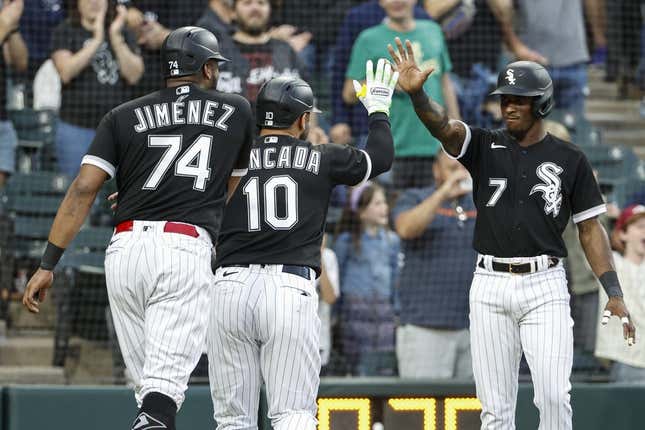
[208,265,321,430]
[104,221,214,410]
[470,256,573,430]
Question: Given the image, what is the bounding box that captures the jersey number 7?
[243,175,298,231]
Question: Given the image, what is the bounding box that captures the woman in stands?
[51,0,143,176]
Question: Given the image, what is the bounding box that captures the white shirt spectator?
[595,252,645,368]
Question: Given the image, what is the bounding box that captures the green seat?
[69,227,113,253]
[58,252,105,273]
[8,109,56,145]
[2,195,62,217]
[5,171,70,196]
[13,216,52,240]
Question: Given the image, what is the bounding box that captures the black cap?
[490,60,554,118]
[256,77,322,129]
[160,26,229,79]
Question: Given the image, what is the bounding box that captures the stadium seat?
[8,109,57,172]
[68,227,112,255]
[4,171,70,196]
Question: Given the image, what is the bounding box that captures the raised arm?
[387,37,466,157]
[109,5,144,85]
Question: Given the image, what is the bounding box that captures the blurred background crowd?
[0,0,644,385]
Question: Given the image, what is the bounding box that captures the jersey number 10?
[243,176,299,231]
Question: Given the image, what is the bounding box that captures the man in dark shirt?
[389,37,635,430]
[0,0,28,186]
[23,27,253,430]
[392,150,477,379]
[195,0,235,41]
[209,61,396,429]
[215,0,306,105]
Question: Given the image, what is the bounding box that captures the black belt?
[222,264,311,280]
[478,257,559,274]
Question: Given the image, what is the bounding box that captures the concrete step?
[602,129,645,153]
[0,365,65,384]
[7,298,57,331]
[586,111,645,128]
[588,81,619,100]
[586,99,640,114]
[0,336,53,366]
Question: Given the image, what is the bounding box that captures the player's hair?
[334,182,388,253]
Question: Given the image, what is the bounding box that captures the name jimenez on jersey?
[249,136,321,175]
[132,98,236,133]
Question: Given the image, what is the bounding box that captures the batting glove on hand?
[353,58,399,116]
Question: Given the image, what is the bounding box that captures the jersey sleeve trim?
[572,203,607,224]
[442,120,471,160]
[231,168,248,177]
[358,149,373,185]
[81,155,116,178]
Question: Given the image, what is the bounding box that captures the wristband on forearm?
[40,241,65,271]
[599,270,623,298]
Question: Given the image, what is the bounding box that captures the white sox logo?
[506,69,516,85]
[530,162,563,217]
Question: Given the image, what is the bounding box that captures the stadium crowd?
[0,0,644,381]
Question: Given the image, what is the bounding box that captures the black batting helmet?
[160,26,229,79]
[256,77,322,129]
[490,61,554,118]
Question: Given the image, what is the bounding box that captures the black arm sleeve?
[363,112,394,179]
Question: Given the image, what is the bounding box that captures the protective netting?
[0,0,642,384]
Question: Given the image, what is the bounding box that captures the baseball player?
[388,37,636,429]
[209,60,398,430]
[22,27,254,430]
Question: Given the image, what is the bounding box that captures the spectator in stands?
[392,150,477,378]
[318,234,340,373]
[330,0,429,146]
[595,204,645,381]
[0,0,28,187]
[334,182,400,376]
[549,120,605,354]
[423,0,502,128]
[215,0,328,143]
[121,0,204,96]
[216,0,306,104]
[344,0,460,189]
[195,0,235,41]
[271,0,352,76]
[498,0,591,114]
[605,0,641,97]
[51,0,143,177]
[18,0,65,106]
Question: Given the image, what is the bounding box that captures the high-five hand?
[352,58,399,116]
[387,37,434,95]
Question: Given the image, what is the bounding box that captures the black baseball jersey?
[215,134,372,274]
[82,84,254,241]
[455,126,606,257]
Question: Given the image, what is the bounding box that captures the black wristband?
[40,241,65,271]
[599,270,623,298]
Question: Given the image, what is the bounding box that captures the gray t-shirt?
[516,0,589,67]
